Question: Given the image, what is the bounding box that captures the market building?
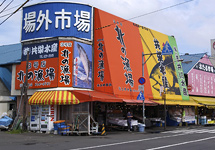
[10,1,200,134]
[181,53,215,125]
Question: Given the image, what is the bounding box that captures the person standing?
[127,110,133,132]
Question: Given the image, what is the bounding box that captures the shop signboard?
[94,8,143,99]
[16,40,59,89]
[15,58,58,89]
[58,41,73,87]
[170,38,189,100]
[73,41,92,89]
[140,29,189,100]
[21,2,92,41]
[188,54,215,96]
[22,41,58,61]
[94,8,188,101]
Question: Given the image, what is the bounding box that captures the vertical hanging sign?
[73,41,92,89]
[58,41,73,87]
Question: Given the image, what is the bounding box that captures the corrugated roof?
[180,53,206,74]
[0,43,22,65]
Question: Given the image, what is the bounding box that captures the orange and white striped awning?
[28,91,80,105]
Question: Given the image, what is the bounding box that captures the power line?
[0,0,47,19]
[0,0,30,25]
[0,0,14,14]
[128,0,194,22]
[0,0,6,7]
[96,0,194,30]
[1,2,28,13]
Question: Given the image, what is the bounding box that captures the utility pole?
[162,91,166,130]
[22,51,29,131]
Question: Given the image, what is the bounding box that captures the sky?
[0,0,214,56]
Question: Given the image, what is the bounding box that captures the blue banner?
[22,2,92,41]
[22,41,59,61]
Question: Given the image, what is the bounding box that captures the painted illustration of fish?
[77,43,90,85]
[149,55,181,95]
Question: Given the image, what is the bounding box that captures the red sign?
[15,58,58,89]
[138,77,146,85]
[58,41,73,87]
[187,85,192,91]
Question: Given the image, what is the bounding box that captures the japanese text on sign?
[59,42,72,85]
[173,47,188,96]
[23,9,90,33]
[154,38,168,89]
[194,62,215,73]
[115,23,134,87]
[16,59,57,89]
[97,39,105,82]
[22,41,58,61]
[21,2,92,41]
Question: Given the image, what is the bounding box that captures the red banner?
[15,58,58,89]
[58,41,73,87]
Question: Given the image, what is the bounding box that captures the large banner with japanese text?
[58,41,73,87]
[94,8,189,100]
[15,58,58,89]
[21,2,92,41]
[94,8,144,99]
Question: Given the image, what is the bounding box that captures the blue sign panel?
[162,41,173,55]
[137,91,145,101]
[73,41,92,89]
[22,2,92,41]
[22,41,59,61]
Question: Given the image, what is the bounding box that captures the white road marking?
[69,133,189,150]
[146,136,215,150]
[163,129,215,134]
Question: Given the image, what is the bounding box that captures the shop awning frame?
[71,90,123,103]
[151,99,201,106]
[29,90,160,105]
[123,99,158,106]
[190,96,215,108]
[28,91,80,105]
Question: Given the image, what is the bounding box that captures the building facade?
[10,1,198,133]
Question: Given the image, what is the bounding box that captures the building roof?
[180,53,206,74]
[0,43,22,65]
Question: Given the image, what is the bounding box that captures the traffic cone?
[101,124,106,136]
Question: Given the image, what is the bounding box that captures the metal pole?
[142,53,145,124]
[22,51,29,131]
[164,91,166,130]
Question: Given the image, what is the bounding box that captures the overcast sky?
[0,0,214,56]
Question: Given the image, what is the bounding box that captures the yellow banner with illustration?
[139,27,189,101]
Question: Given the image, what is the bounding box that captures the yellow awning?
[151,99,201,106]
[28,91,80,105]
[190,96,215,107]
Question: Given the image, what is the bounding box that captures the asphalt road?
[1,126,215,150]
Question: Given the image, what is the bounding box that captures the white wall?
[0,103,8,116]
